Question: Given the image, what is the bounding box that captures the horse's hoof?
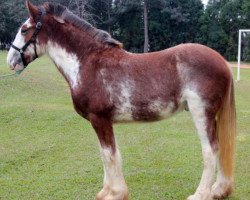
[95,187,109,200]
[187,191,212,200]
[211,181,233,199]
[187,194,196,200]
[95,187,128,200]
[96,194,128,200]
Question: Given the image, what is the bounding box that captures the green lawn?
[0,51,249,200]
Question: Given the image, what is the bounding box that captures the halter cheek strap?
[11,6,46,67]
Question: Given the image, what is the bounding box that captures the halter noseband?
[11,7,46,67]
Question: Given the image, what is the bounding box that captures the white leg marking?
[211,156,233,198]
[47,41,80,89]
[97,147,128,200]
[184,89,216,200]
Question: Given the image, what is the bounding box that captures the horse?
[7,1,236,200]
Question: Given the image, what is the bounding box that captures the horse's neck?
[47,26,98,87]
[47,40,81,89]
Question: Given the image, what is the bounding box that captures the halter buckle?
[36,22,42,29]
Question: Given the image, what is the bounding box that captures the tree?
[199,0,250,60]
[242,0,250,61]
[199,1,228,56]
[0,0,27,45]
[143,0,149,52]
[68,0,97,25]
[149,0,203,51]
[88,0,113,32]
[112,0,144,52]
[1,0,250,61]
[0,0,94,46]
[243,34,250,61]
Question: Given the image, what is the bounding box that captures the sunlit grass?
[0,51,249,199]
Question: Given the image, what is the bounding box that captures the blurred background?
[0,0,250,60]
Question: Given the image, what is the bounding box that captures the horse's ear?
[26,1,39,19]
[53,16,65,24]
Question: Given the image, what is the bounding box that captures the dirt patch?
[230,63,250,68]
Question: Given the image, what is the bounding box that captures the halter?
[11,7,46,67]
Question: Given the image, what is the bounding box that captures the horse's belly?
[113,101,178,123]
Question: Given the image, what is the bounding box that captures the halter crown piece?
[11,6,46,70]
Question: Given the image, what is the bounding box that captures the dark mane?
[45,2,123,48]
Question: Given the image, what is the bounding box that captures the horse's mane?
[45,2,123,48]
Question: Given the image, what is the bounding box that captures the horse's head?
[7,1,50,72]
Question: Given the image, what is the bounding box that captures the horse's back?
[126,43,230,80]
[123,43,232,101]
[170,43,231,78]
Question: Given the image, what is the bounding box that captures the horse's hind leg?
[186,91,217,200]
[211,156,234,199]
[90,114,128,200]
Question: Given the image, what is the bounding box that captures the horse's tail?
[216,76,236,180]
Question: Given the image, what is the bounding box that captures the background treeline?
[0,0,250,61]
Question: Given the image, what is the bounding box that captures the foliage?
[199,0,250,61]
[0,0,250,60]
[0,52,250,199]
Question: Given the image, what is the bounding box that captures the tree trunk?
[143,0,149,53]
[107,0,112,33]
[79,0,83,18]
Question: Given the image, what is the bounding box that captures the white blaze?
[7,19,31,67]
[7,18,46,68]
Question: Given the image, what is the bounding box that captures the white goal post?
[237,29,250,81]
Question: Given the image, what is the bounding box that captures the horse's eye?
[21,29,28,35]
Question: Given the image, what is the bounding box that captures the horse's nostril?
[13,63,24,72]
[10,65,15,70]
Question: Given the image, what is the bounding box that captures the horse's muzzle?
[11,63,24,72]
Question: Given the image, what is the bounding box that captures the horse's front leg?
[90,114,128,200]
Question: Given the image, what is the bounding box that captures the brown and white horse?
[7,2,236,200]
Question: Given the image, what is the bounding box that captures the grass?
[0,51,249,200]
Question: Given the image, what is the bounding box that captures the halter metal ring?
[36,22,42,29]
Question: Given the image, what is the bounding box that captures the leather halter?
[11,7,46,67]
